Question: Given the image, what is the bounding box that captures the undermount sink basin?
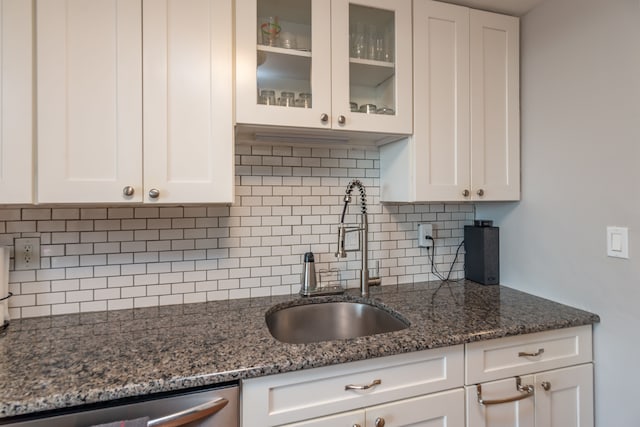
[266,299,410,344]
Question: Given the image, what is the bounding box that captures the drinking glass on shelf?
[383,28,394,62]
[258,89,276,106]
[279,91,295,107]
[260,16,280,46]
[295,93,312,108]
[366,24,377,60]
[353,22,366,59]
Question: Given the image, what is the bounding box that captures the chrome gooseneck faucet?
[335,179,381,297]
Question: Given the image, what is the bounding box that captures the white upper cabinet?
[143,0,234,204]
[37,0,143,204]
[37,0,234,204]
[412,0,470,202]
[0,0,33,203]
[469,8,520,201]
[380,0,519,202]
[235,0,413,135]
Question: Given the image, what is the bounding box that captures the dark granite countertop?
[0,281,599,420]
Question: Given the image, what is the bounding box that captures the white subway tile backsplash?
[1,144,472,318]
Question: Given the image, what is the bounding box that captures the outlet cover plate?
[15,237,41,270]
[418,223,433,248]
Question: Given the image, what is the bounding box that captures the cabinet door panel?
[235,0,332,129]
[470,9,519,201]
[331,0,413,133]
[37,0,142,203]
[367,389,465,427]
[143,0,233,203]
[412,0,470,202]
[280,409,365,427]
[0,0,33,203]
[535,364,594,427]
[466,376,535,427]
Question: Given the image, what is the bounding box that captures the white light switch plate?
[607,226,629,259]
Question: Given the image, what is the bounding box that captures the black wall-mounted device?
[464,221,499,285]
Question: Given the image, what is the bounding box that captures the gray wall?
[477,0,640,424]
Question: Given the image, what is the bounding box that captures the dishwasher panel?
[1,385,238,427]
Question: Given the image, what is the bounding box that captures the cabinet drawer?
[241,346,464,427]
[465,325,592,384]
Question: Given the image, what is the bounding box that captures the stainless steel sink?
[266,299,410,344]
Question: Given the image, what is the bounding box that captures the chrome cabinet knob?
[352,425,361,427]
[148,188,160,199]
[375,417,386,427]
[122,186,135,197]
[477,189,485,197]
[320,113,329,123]
[337,115,346,125]
[462,189,470,197]
[541,381,551,391]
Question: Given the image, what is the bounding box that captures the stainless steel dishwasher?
[1,384,238,427]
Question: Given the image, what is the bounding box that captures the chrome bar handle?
[345,379,381,391]
[518,348,544,357]
[476,377,534,406]
[147,397,228,427]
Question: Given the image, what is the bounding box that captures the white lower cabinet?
[241,346,464,427]
[241,327,594,427]
[465,326,594,427]
[282,389,464,427]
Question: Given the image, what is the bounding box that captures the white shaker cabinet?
[37,0,233,204]
[36,0,143,204]
[281,389,464,427]
[0,0,34,203]
[241,346,464,427]
[142,0,234,204]
[380,0,519,202]
[235,0,412,135]
[465,326,594,427]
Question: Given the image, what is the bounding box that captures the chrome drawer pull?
[518,348,545,357]
[476,377,534,406]
[345,379,381,391]
[147,397,228,427]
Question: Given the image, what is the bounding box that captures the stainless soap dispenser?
[300,252,317,296]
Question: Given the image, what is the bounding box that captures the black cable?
[425,238,464,283]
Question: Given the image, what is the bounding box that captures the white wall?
[477,0,640,424]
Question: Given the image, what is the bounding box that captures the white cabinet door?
[535,364,594,427]
[143,0,234,204]
[331,0,413,134]
[469,9,520,201]
[0,0,33,204]
[37,0,143,203]
[411,0,470,202]
[367,388,465,427]
[235,0,332,129]
[466,376,535,427]
[280,410,365,427]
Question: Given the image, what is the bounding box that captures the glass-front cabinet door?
[236,0,332,129]
[331,0,412,133]
[236,0,412,134]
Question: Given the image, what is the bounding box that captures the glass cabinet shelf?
[257,48,311,83]
[349,58,395,87]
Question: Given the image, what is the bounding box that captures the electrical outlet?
[418,223,434,248]
[15,238,41,270]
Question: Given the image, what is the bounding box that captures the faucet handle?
[335,225,347,258]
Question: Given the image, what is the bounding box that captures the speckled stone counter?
[0,281,599,420]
